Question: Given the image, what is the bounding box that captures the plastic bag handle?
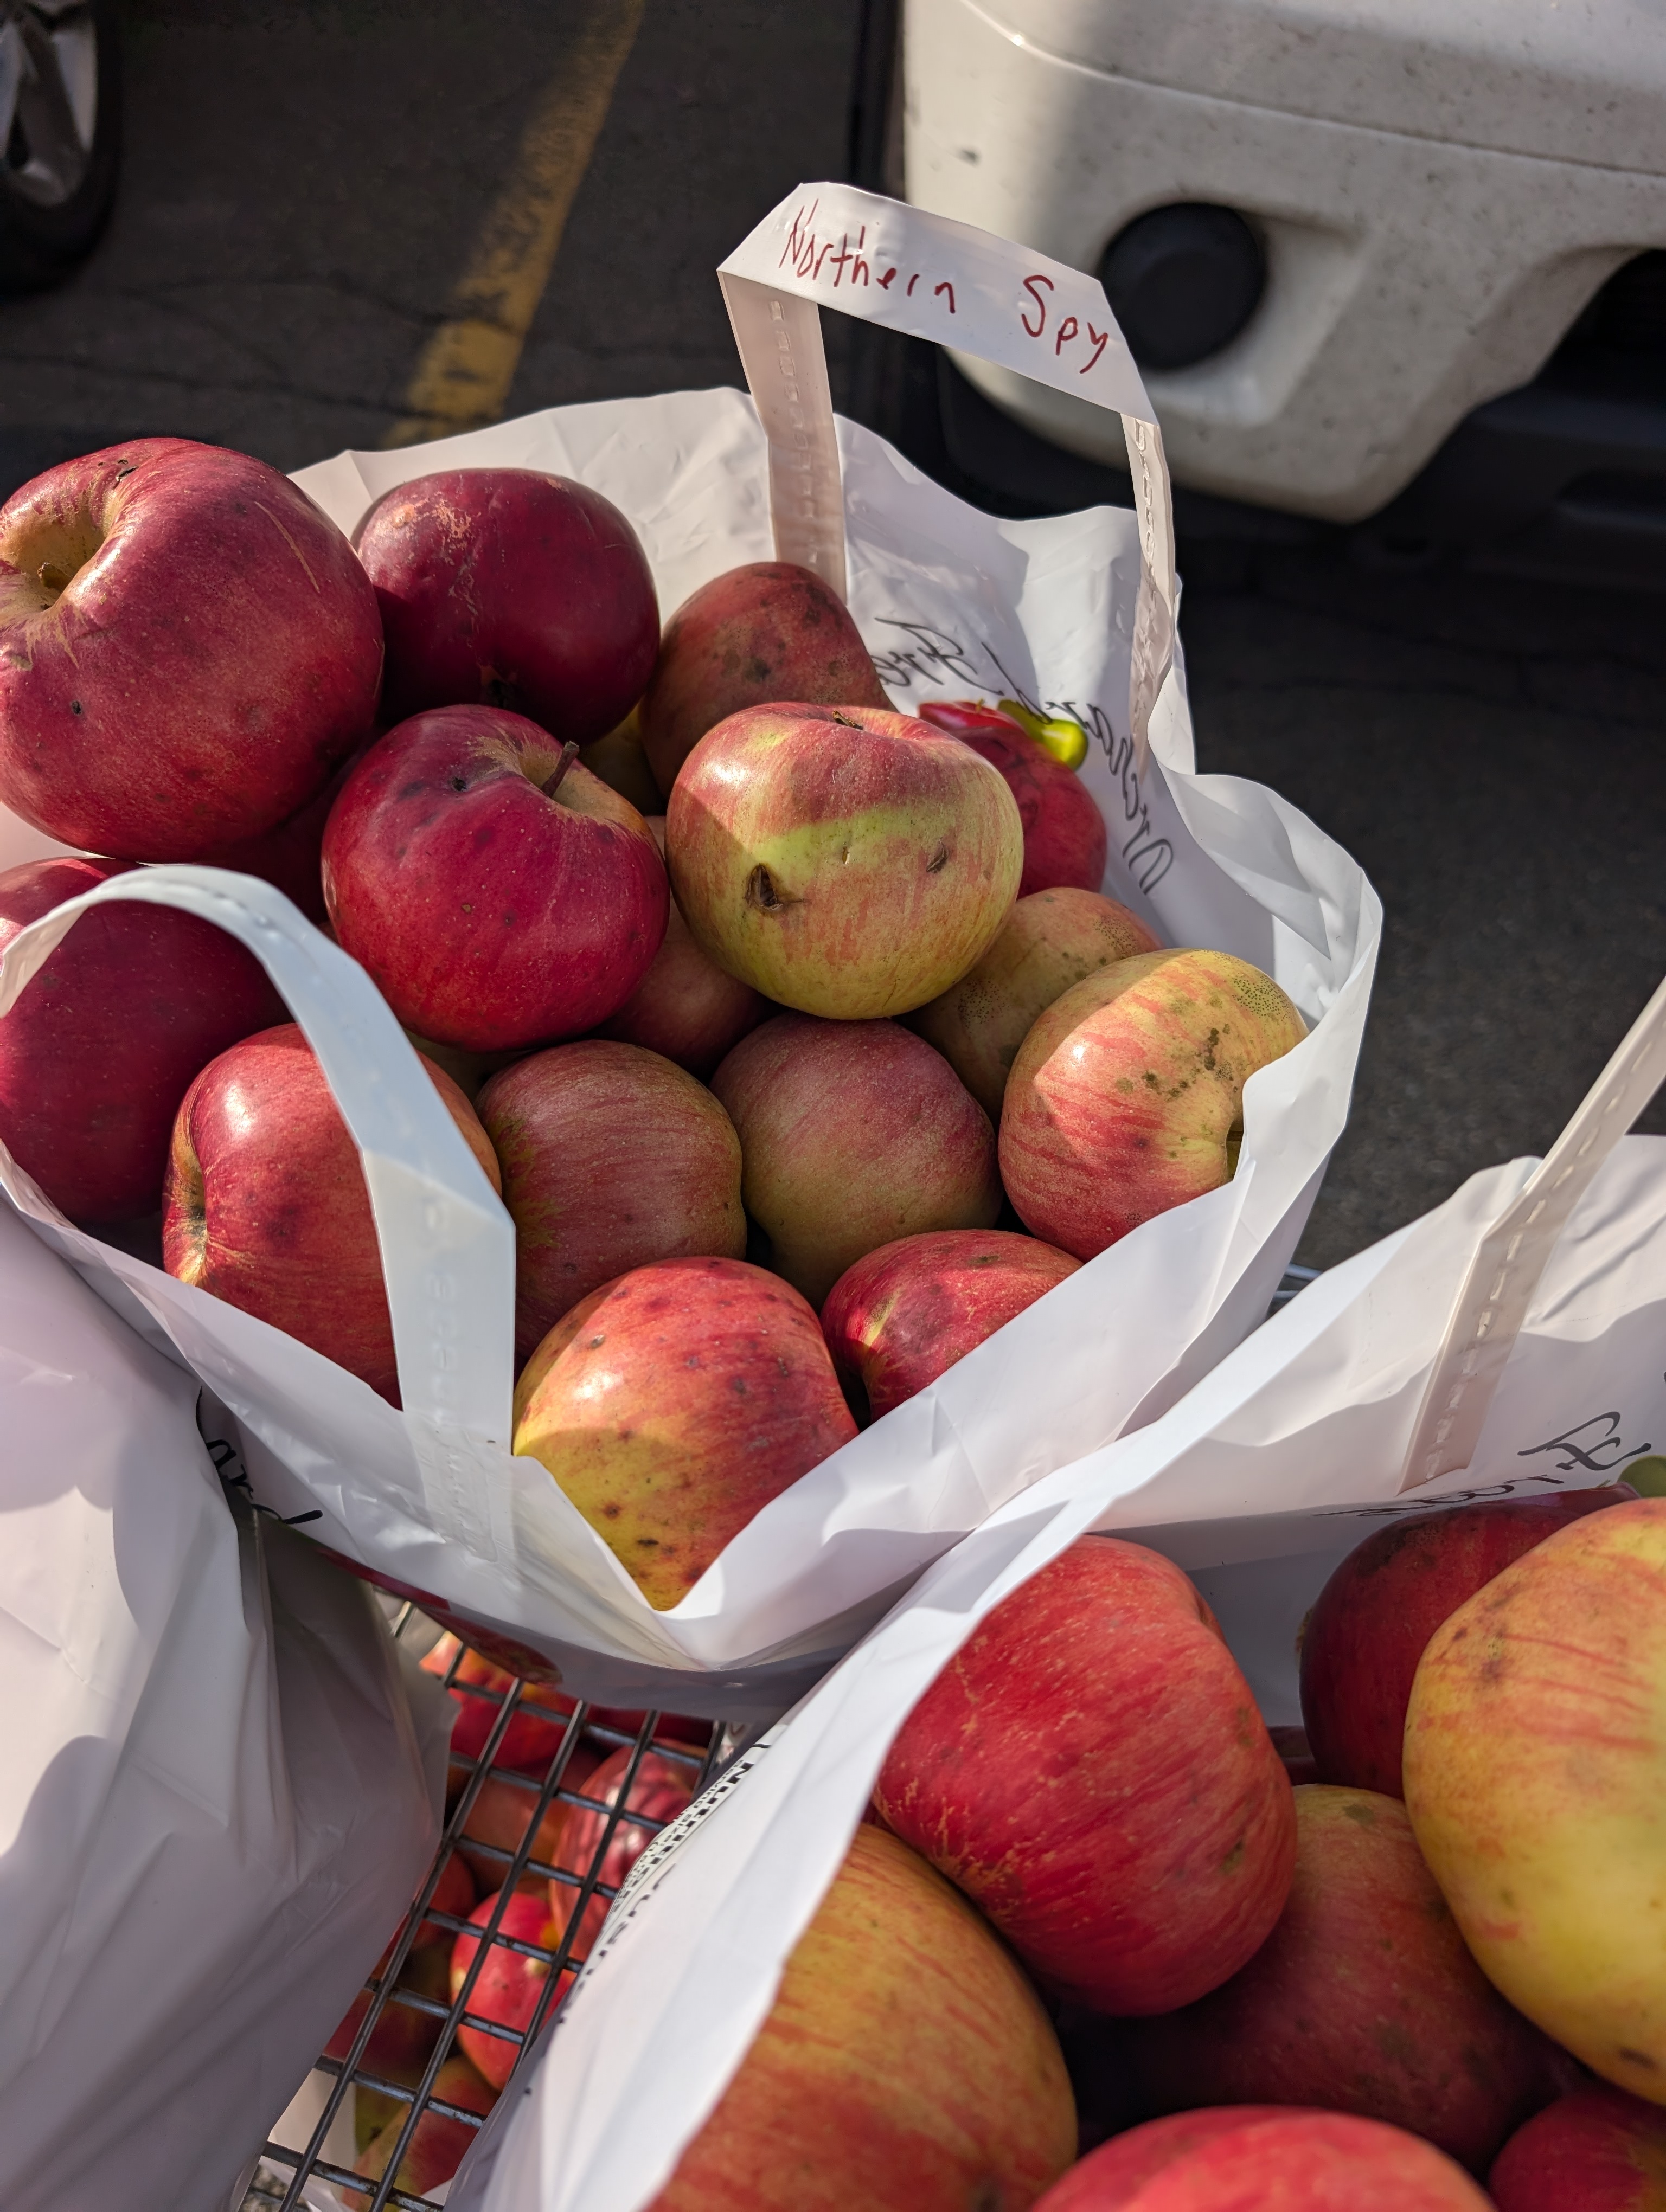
[1401,970,1666,1490]
[0,866,517,1537]
[717,183,1177,768]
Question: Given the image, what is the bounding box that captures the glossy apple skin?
[651,1822,1076,2212]
[873,1536,1297,2016]
[1301,1489,1637,1798]
[821,1228,1080,1419]
[162,1022,502,1403]
[711,1013,1002,1307]
[348,2053,498,2201]
[1405,1499,1666,2102]
[999,948,1307,1260]
[0,439,382,858]
[450,1887,576,2091]
[639,560,888,794]
[355,468,658,743]
[547,1745,696,1961]
[0,857,285,1222]
[917,699,1109,897]
[1490,2084,1666,2210]
[1035,2111,1492,2211]
[322,703,669,1051]
[477,1038,746,1362]
[667,702,1022,1020]
[595,816,771,1077]
[513,1255,856,1609]
[1133,1786,1555,2171]
[911,886,1161,1121]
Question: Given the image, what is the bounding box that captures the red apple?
[917,699,1109,897]
[322,704,668,1052]
[911,885,1162,1121]
[162,1022,502,1402]
[347,2053,497,2203]
[192,745,368,931]
[1034,2110,1493,2210]
[1000,949,1307,1259]
[0,857,284,1222]
[324,1939,452,2110]
[594,816,771,1078]
[873,1535,1296,2015]
[710,1014,1002,1306]
[1301,1488,1637,1798]
[667,703,1022,1020]
[355,467,658,743]
[458,1766,603,1895]
[821,1228,1080,1419]
[547,1744,696,1960]
[476,1038,746,1363]
[650,1822,1076,2211]
[1404,1499,1666,2100]
[512,1255,857,1608]
[423,1632,709,1771]
[1490,2084,1666,2210]
[0,439,382,858]
[1133,1785,1555,2170]
[638,560,888,794]
[450,1887,577,2091]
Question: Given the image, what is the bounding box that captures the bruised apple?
[1300,1488,1636,1798]
[1133,1786,1555,2170]
[1000,949,1306,1259]
[712,1014,1002,1306]
[910,886,1161,1121]
[668,703,1022,1020]
[595,816,770,1077]
[323,705,669,1052]
[639,560,888,794]
[1489,2083,1666,2210]
[1033,2110,1492,2210]
[874,1536,1296,2015]
[0,439,383,860]
[821,1229,1080,1420]
[649,1822,1075,2211]
[1405,1498,1666,2101]
[355,467,658,743]
[162,1024,501,1402]
[512,1256,856,1607]
[477,1039,745,1361]
[916,699,1109,898]
[0,857,284,1223]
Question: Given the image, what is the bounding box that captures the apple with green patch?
[667,702,1022,1021]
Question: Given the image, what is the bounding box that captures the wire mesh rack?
[241,1604,723,2212]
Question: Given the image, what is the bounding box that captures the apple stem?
[541,742,581,799]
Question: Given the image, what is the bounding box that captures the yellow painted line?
[383,0,645,448]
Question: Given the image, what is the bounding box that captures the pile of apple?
[631,1483,1666,2210]
[0,436,1308,1609]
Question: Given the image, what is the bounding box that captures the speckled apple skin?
[639,560,887,794]
[1405,1499,1666,2103]
[874,1536,1297,2016]
[651,1824,1076,2212]
[0,438,382,857]
[512,1255,856,1609]
[667,702,1022,1020]
[163,1021,500,1404]
[820,1227,1079,1418]
[998,946,1306,1259]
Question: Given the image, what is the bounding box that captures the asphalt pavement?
[1,0,1662,1268]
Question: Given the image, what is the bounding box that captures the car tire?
[0,0,120,293]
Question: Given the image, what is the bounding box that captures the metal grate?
[242,1604,721,2211]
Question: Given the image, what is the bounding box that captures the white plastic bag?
[0,185,1379,1715]
[447,976,1666,2212]
[0,1204,446,2212]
